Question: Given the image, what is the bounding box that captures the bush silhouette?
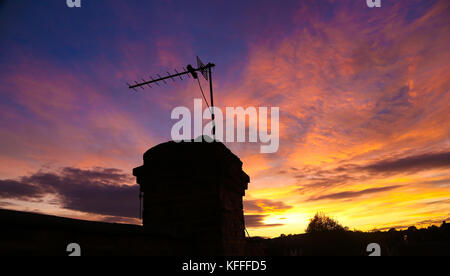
[306,213,347,233]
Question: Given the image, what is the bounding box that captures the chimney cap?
[142,137,243,166]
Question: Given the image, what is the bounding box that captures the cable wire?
[197,78,212,114]
[245,227,251,238]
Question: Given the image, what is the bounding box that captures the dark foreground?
[0,209,448,256]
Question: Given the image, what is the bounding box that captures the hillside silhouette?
[1,208,449,256]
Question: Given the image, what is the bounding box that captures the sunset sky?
[0,0,449,237]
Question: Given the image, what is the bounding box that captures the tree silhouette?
[306,213,347,233]
[407,226,418,232]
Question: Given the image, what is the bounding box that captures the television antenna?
[127,56,217,137]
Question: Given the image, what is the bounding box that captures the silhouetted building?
[133,138,250,255]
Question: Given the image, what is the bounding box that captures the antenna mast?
[127,56,216,137]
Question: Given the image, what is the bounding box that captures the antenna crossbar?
[128,63,215,90]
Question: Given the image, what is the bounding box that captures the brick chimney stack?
[133,139,249,255]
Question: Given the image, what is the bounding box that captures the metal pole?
[209,66,216,139]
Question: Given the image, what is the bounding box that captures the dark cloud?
[421,178,450,186]
[363,152,450,174]
[300,174,359,189]
[294,151,450,192]
[0,179,45,199]
[244,214,283,228]
[0,201,17,208]
[308,185,402,201]
[421,199,450,206]
[244,199,292,213]
[0,167,139,218]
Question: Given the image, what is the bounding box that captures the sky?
[0,0,449,238]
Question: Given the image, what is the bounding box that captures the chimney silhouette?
[133,138,250,255]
